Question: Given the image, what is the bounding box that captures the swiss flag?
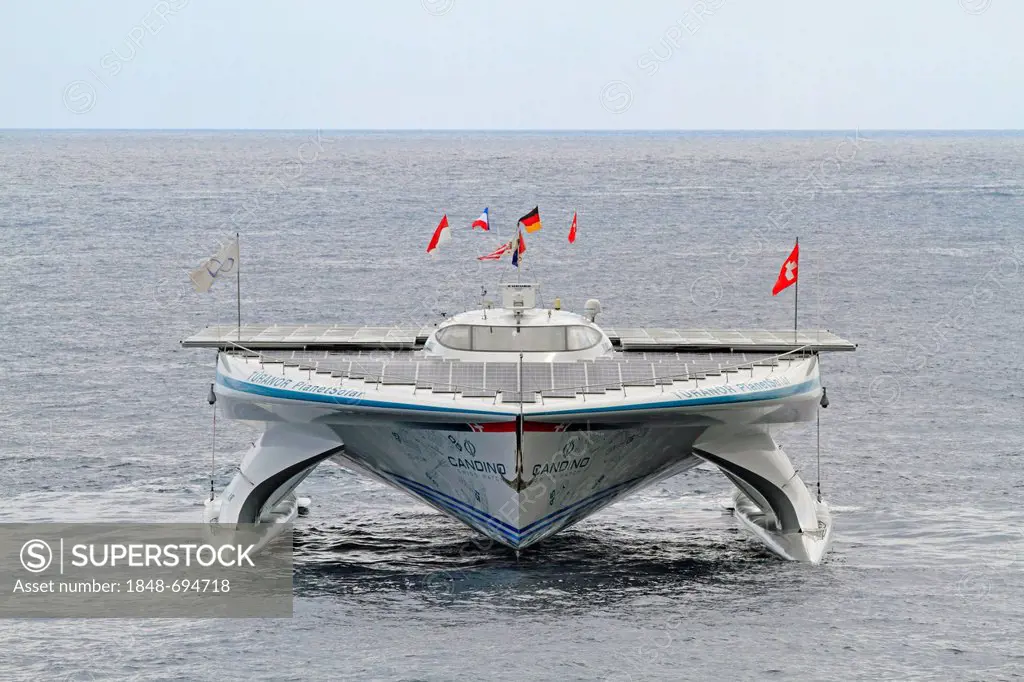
[568,211,578,243]
[772,242,799,295]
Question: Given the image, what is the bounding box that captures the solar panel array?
[240,350,787,402]
[184,324,856,352]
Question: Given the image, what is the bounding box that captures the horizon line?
[2,127,1023,134]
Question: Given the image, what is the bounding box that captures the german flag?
[518,206,542,233]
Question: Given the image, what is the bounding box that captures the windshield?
[434,325,603,352]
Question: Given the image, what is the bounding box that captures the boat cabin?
[422,284,614,362]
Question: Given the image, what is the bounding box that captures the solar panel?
[621,362,656,387]
[461,388,497,398]
[521,363,553,393]
[502,391,537,403]
[451,362,485,392]
[552,362,585,390]
[223,342,812,401]
[485,363,519,394]
[349,360,384,382]
[543,388,579,398]
[353,326,398,338]
[435,362,458,392]
[187,324,854,352]
[587,362,622,390]
[651,366,675,385]
[416,362,450,390]
[654,361,688,383]
[429,371,460,393]
[382,361,418,385]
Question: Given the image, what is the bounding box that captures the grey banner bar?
[0,524,293,618]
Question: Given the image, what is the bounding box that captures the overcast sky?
[1,0,1020,129]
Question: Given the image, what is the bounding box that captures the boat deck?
[183,324,857,353]
[229,348,800,402]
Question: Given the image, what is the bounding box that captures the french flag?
[471,207,490,231]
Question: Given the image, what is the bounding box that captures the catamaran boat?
[182,283,855,563]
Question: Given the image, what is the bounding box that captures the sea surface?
[0,131,1022,681]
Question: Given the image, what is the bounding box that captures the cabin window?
[434,325,603,352]
[434,324,471,350]
[566,325,603,351]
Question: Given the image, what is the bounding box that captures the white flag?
[190,237,239,293]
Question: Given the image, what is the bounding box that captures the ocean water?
[0,131,1022,681]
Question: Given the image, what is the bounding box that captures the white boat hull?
[333,422,704,548]
[207,352,835,561]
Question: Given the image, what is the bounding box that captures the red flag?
[568,211,577,243]
[772,242,799,295]
[426,214,450,254]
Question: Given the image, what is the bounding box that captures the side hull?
[694,426,833,563]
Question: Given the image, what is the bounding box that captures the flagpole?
[516,223,521,284]
[236,232,241,343]
[793,236,799,344]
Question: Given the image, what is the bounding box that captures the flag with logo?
[190,237,239,293]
